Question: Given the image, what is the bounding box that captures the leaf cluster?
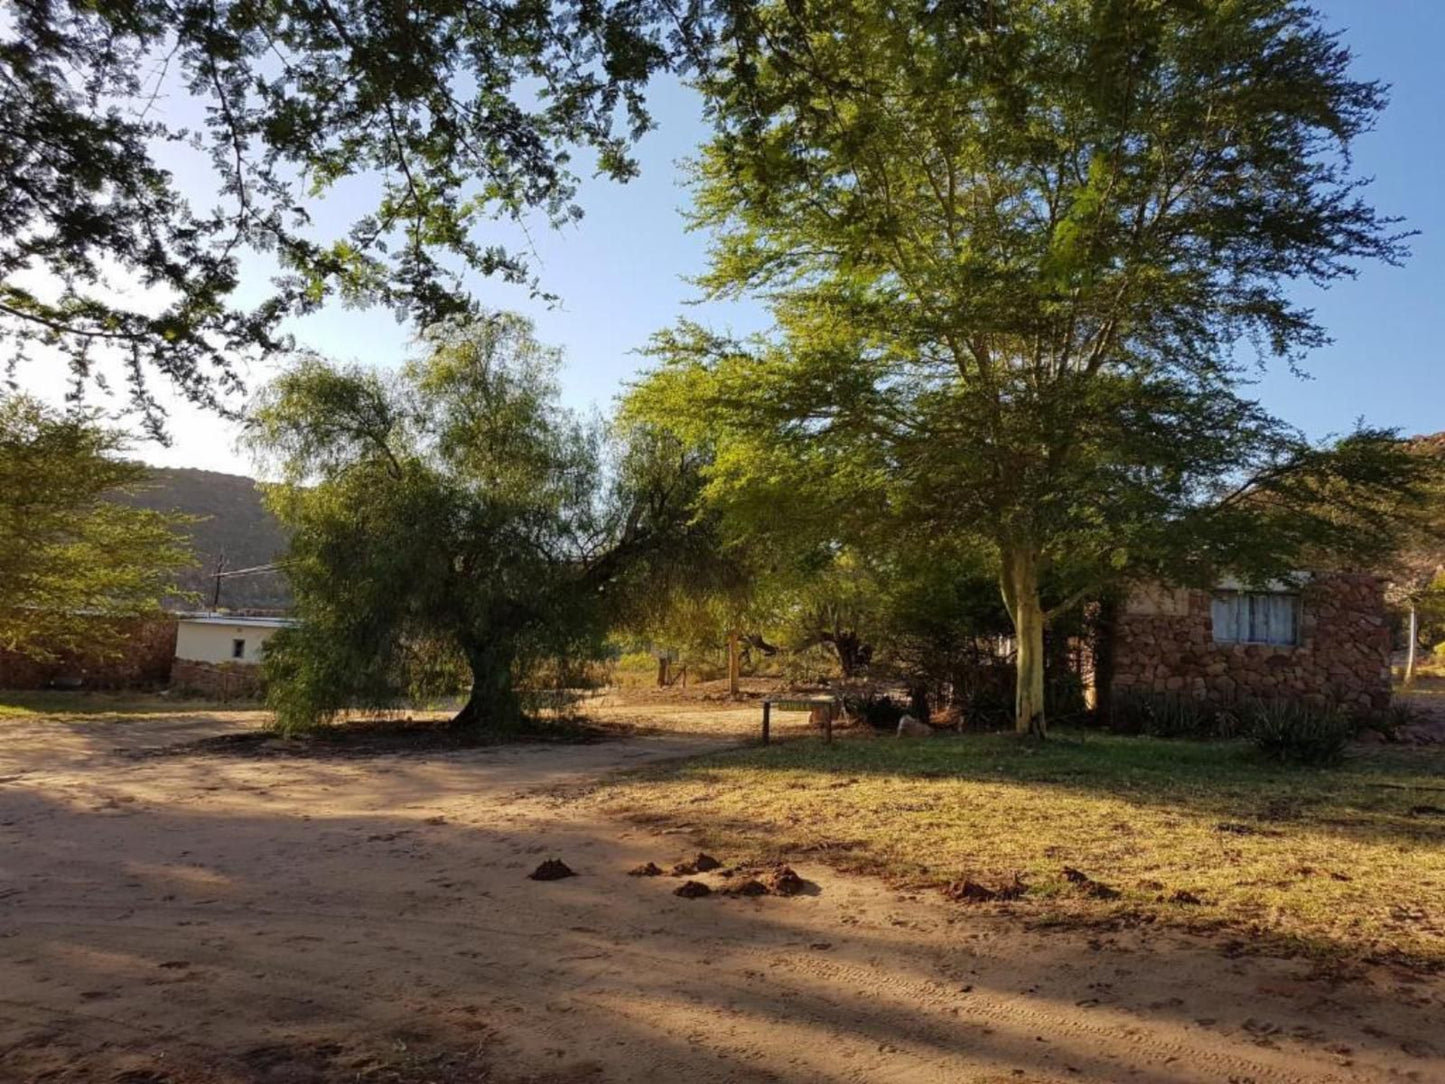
[0,395,194,659]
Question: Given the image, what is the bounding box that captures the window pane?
[1211,595,1241,642]
[1266,595,1298,645]
[1211,592,1298,645]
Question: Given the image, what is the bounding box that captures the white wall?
[174,622,283,665]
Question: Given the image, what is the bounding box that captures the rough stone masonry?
[1107,572,1391,715]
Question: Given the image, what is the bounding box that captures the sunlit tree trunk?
[1001,547,1047,738]
[1404,602,1419,689]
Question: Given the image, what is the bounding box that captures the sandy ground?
[1,701,1443,1083]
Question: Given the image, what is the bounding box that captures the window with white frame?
[1210,592,1300,646]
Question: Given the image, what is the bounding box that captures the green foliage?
[842,691,907,731]
[633,0,1417,734]
[1108,691,1240,741]
[250,314,696,734]
[1110,692,1355,764]
[1247,701,1356,767]
[0,396,194,660]
[0,0,683,430]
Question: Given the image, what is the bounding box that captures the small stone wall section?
[1108,573,1390,714]
[168,658,265,700]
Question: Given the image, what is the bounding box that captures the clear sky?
[49,0,1445,475]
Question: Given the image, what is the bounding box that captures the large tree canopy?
[249,314,700,733]
[0,395,193,659]
[630,0,1417,734]
[1,0,704,432]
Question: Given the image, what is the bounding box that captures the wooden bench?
[761,695,840,745]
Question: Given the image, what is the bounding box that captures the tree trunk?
[452,640,520,729]
[727,630,741,698]
[1001,547,1047,738]
[1091,597,1118,723]
[1405,603,1418,689]
[820,630,872,678]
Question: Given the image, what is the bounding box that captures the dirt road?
[1,705,1440,1082]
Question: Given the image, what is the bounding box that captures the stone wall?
[1106,573,1390,715]
[168,658,265,700]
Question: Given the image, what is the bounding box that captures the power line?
[212,561,289,579]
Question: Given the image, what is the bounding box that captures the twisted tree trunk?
[452,639,521,729]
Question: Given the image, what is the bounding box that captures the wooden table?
[761,696,840,745]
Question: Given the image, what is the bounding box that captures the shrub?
[1246,701,1355,766]
[843,691,908,730]
[1108,691,1234,739]
[1359,700,1416,741]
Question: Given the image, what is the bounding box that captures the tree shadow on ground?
[600,728,1445,972]
[2,765,1442,1084]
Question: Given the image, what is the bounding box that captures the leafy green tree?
[1,0,696,430]
[1379,435,1445,685]
[0,396,193,659]
[250,314,696,732]
[634,0,1415,735]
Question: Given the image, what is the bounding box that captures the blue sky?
[118,0,1442,474]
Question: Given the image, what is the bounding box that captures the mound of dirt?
[763,865,806,897]
[628,862,664,877]
[944,880,996,903]
[722,878,769,898]
[674,880,712,899]
[529,859,576,881]
[669,853,721,876]
[944,875,1027,903]
[1061,867,1119,900]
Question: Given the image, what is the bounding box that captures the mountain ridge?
[117,467,292,611]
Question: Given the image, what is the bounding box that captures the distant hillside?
[118,468,292,611]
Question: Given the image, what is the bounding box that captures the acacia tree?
[250,314,697,732]
[0,396,192,659]
[634,0,1414,735]
[1380,435,1445,686]
[1,0,704,430]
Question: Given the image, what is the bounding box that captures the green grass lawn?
[599,729,1445,970]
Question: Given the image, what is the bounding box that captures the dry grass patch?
[597,730,1445,969]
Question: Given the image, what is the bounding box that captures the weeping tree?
[635,0,1415,735]
[250,314,696,733]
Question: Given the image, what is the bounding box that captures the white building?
[173,614,296,666]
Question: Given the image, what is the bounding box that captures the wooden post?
[728,630,741,698]
[824,702,833,744]
[762,700,771,745]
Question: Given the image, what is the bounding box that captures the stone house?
[1102,572,1391,716]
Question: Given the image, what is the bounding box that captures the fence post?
[762,700,771,745]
